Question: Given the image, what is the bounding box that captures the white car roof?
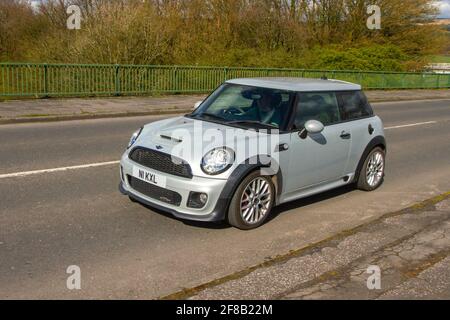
[226,77,361,92]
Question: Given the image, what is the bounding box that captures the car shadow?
[266,184,356,223]
[137,202,230,229]
[136,184,357,230]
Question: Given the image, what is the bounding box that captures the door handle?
[340,131,351,139]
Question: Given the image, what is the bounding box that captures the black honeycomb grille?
[129,147,192,179]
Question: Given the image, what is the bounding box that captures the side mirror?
[299,120,324,139]
[193,101,203,110]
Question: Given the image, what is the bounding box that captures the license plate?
[132,167,167,188]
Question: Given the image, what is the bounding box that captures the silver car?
[119,78,386,230]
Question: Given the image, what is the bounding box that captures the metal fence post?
[43,63,49,98]
[223,67,228,81]
[358,72,363,87]
[115,64,121,96]
[174,66,179,93]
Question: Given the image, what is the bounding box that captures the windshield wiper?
[227,120,278,129]
[197,112,227,122]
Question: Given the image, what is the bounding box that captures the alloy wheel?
[366,151,384,187]
[240,177,272,224]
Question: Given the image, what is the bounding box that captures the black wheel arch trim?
[212,155,283,221]
[354,135,387,183]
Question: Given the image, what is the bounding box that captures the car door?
[336,90,376,174]
[285,91,352,193]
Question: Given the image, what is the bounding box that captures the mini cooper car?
[119,78,386,230]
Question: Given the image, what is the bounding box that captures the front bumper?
[120,155,229,222]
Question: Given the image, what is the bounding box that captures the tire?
[357,147,385,191]
[227,171,275,230]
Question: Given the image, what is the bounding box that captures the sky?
[29,0,450,18]
[436,0,450,18]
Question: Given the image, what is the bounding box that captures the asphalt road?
[0,99,449,299]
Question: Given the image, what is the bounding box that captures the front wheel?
[357,147,386,191]
[227,171,275,230]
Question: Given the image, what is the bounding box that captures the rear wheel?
[228,171,275,230]
[357,147,385,191]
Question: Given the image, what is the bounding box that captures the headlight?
[201,147,235,175]
[128,127,143,149]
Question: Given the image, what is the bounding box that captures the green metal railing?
[0,63,449,98]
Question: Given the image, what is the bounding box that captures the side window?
[294,92,340,128]
[338,91,373,121]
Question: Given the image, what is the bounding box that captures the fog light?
[188,192,208,209]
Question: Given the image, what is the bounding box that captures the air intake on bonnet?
[160,135,183,143]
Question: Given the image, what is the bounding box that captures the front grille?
[128,176,182,207]
[129,147,192,179]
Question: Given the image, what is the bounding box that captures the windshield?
[190,84,295,130]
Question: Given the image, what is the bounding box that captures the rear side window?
[294,92,340,128]
[337,91,373,120]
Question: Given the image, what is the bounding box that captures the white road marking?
[0,161,120,179]
[0,120,442,179]
[384,121,438,130]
